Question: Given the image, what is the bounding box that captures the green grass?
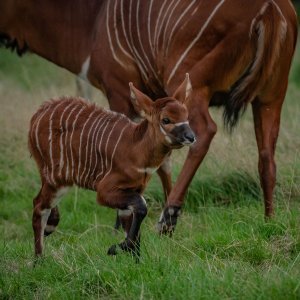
[0,43,300,299]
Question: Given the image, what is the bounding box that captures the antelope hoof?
[157,206,181,236]
[107,239,140,257]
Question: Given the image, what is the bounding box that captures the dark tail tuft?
[223,67,252,133]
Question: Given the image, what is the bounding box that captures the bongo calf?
[29,75,195,257]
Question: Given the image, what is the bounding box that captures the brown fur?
[29,79,195,256]
[1,0,298,231]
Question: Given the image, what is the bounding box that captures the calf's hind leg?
[32,183,57,256]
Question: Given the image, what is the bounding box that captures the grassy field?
[0,44,300,300]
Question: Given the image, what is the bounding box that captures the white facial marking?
[167,0,226,84]
[174,121,189,127]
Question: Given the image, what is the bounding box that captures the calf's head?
[129,74,196,148]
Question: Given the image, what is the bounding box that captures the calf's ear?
[172,73,192,104]
[129,83,153,121]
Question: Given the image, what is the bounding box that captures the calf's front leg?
[97,187,147,257]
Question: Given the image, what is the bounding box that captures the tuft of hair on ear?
[172,73,193,104]
[129,82,153,120]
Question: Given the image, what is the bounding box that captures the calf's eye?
[162,118,171,125]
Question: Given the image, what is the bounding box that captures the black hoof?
[157,206,181,236]
[107,244,119,256]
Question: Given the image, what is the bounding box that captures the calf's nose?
[184,131,196,144]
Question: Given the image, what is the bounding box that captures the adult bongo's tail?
[223,1,287,132]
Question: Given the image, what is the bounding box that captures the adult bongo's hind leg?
[252,94,285,218]
[32,183,57,256]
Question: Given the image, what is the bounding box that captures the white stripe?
[64,105,80,180]
[49,101,65,185]
[104,116,124,170]
[162,0,181,52]
[167,0,226,84]
[83,112,106,187]
[147,0,155,58]
[90,114,111,181]
[77,110,97,184]
[174,121,189,127]
[106,0,127,68]
[80,112,101,185]
[96,115,113,179]
[166,0,197,55]
[136,0,161,84]
[34,106,52,162]
[128,0,149,80]
[120,0,148,80]
[113,0,134,61]
[154,0,176,55]
[153,0,168,53]
[58,102,74,177]
[69,106,86,180]
[98,122,130,185]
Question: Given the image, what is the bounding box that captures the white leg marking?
[59,102,74,177]
[167,0,226,84]
[78,56,91,81]
[77,110,97,184]
[118,209,133,217]
[166,0,196,55]
[51,187,69,208]
[40,208,51,250]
